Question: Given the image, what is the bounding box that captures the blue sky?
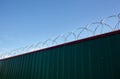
[0,0,120,53]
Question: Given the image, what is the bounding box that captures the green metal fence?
[0,30,120,79]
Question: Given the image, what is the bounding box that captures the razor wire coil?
[0,13,120,59]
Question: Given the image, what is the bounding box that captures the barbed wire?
[0,13,120,59]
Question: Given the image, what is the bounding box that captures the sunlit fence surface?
[0,13,120,59]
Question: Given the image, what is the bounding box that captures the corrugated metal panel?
[0,30,120,79]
